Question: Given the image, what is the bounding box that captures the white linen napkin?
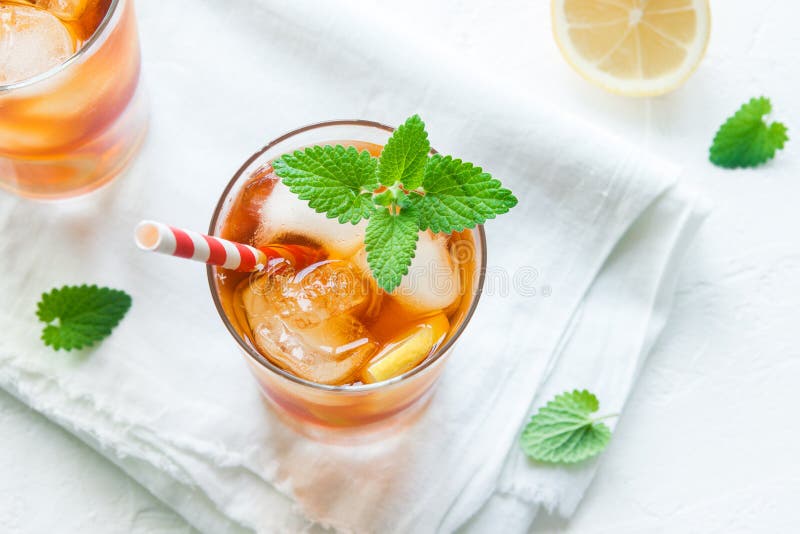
[0,0,706,532]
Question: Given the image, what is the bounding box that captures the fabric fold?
[458,185,708,532]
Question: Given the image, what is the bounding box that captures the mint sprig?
[520,389,617,464]
[37,285,132,351]
[271,115,518,291]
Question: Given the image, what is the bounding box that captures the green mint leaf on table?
[410,155,518,233]
[270,115,518,292]
[365,205,420,292]
[520,390,616,464]
[272,145,379,224]
[37,285,132,351]
[710,97,789,169]
[377,114,430,189]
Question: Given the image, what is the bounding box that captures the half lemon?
[552,0,710,96]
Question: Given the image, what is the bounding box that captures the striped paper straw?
[135,220,267,272]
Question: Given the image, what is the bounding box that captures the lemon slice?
[552,0,710,96]
[361,314,450,384]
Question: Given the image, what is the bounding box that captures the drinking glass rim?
[0,0,121,93]
[207,119,488,393]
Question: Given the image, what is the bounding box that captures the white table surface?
[2,0,799,532]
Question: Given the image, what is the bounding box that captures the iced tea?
[0,0,145,199]
[209,122,485,438]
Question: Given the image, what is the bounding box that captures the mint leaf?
[271,115,518,291]
[410,155,518,233]
[520,389,615,464]
[37,285,132,351]
[377,114,430,189]
[364,206,420,292]
[272,145,379,224]
[710,97,789,169]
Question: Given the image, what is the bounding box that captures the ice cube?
[238,261,380,385]
[256,181,367,258]
[0,5,75,85]
[254,259,381,329]
[355,231,461,315]
[10,0,88,21]
[251,313,376,386]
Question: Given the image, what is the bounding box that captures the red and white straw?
[135,220,266,272]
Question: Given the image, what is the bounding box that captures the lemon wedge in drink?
[361,314,450,384]
[552,0,710,96]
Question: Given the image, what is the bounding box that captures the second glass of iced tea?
[208,120,486,440]
[0,0,145,199]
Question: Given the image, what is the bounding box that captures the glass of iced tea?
[0,0,145,199]
[208,120,486,440]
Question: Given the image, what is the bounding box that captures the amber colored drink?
[208,121,486,439]
[0,0,145,199]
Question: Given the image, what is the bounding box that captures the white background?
[2,0,799,532]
